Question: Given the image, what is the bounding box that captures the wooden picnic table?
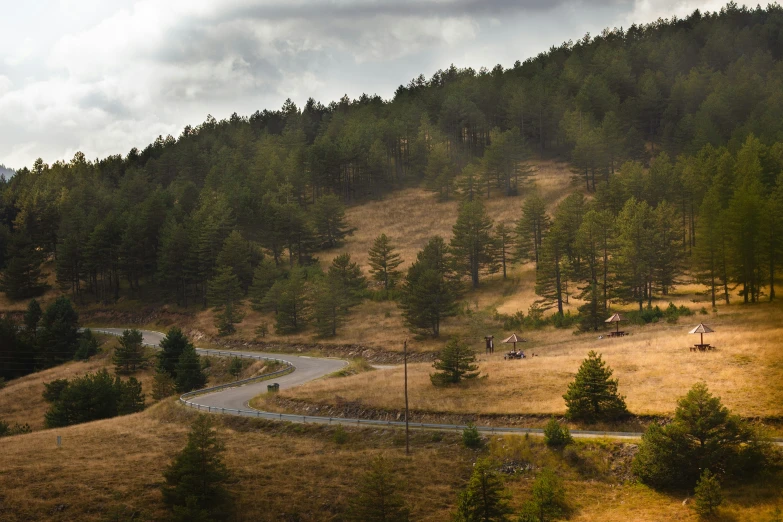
[691,344,713,352]
[609,331,626,337]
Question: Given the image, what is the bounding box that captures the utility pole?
[404,338,409,455]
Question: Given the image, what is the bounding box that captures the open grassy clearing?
[0,401,780,521]
[278,301,783,420]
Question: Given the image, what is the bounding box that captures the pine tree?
[515,193,549,267]
[0,235,47,300]
[424,142,458,200]
[152,370,177,400]
[228,357,243,381]
[482,127,530,197]
[633,382,767,489]
[399,237,459,337]
[157,327,195,379]
[450,200,496,288]
[264,268,311,334]
[249,258,284,310]
[692,188,729,307]
[454,458,513,522]
[493,223,513,279]
[563,351,628,422]
[113,329,146,375]
[328,253,367,308]
[535,226,567,315]
[312,193,353,248]
[207,265,244,334]
[345,455,410,522]
[175,345,208,393]
[368,234,404,292]
[693,469,722,517]
[162,415,233,521]
[613,198,655,310]
[23,299,42,336]
[74,328,99,361]
[215,230,254,293]
[38,296,81,367]
[430,338,479,386]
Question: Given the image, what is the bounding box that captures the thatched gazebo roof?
[605,313,626,323]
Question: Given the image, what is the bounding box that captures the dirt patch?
[207,337,438,364]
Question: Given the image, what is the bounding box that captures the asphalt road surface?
[90,328,347,411]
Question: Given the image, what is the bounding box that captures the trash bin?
[267,383,280,393]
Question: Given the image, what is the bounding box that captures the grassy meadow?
[277,301,783,420]
[1,401,781,521]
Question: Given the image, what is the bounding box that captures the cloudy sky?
[1,0,731,170]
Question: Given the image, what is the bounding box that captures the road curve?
[90,328,348,411]
[91,328,783,445]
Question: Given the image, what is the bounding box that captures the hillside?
[1,401,781,521]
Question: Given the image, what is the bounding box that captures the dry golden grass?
[0,337,272,432]
[282,302,783,419]
[0,338,163,431]
[0,403,779,521]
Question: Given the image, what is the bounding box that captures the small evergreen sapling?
[694,469,722,517]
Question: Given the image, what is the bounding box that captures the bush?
[462,422,483,449]
[345,455,409,521]
[0,419,32,437]
[43,369,145,428]
[551,310,578,329]
[74,328,99,361]
[543,418,573,448]
[519,468,568,522]
[333,425,348,445]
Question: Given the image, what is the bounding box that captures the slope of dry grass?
[1,402,780,521]
[280,302,783,419]
[0,337,278,431]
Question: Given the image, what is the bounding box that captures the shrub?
[43,369,145,428]
[543,418,573,448]
[0,419,32,437]
[333,425,348,445]
[462,422,483,449]
[519,467,568,522]
[345,455,409,521]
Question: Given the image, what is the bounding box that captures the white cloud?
[0,0,758,169]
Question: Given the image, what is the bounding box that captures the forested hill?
[1,3,783,313]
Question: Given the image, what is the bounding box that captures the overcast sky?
[1,0,732,170]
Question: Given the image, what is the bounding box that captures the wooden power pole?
[404,339,410,455]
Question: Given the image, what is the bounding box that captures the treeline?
[2,4,783,312]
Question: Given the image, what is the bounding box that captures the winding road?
[91,328,347,411]
[91,328,783,444]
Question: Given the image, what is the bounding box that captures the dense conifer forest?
[2,3,783,330]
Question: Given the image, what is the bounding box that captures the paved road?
[91,328,347,410]
[91,328,783,444]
